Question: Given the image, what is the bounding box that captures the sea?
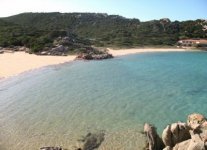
[0,51,207,150]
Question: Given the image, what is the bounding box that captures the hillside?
[0,12,207,52]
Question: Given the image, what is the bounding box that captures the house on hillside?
[177,39,207,48]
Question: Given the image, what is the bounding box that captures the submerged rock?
[76,131,105,150]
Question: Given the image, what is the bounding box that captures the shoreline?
[0,48,192,79]
[0,52,76,79]
[107,47,189,56]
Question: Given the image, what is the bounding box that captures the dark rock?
[92,53,113,60]
[76,53,113,60]
[143,123,164,150]
[76,131,105,150]
[38,45,68,56]
[83,54,93,60]
[40,146,62,150]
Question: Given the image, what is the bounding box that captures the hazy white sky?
[0,0,206,21]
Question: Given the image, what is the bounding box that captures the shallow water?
[0,51,207,150]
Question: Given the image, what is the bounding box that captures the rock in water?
[143,123,164,150]
[76,131,105,150]
[162,113,207,150]
[162,122,191,147]
[76,53,113,60]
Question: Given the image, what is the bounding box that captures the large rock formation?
[162,122,191,147]
[38,36,114,59]
[144,113,207,150]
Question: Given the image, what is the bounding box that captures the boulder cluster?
[144,113,207,150]
[0,35,113,60]
[76,53,113,60]
[38,36,113,60]
[39,113,206,150]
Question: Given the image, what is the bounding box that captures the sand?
[0,52,76,79]
[108,48,187,56]
[0,48,188,79]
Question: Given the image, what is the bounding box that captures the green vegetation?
[0,13,206,53]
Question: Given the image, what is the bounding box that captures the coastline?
[0,52,76,79]
[107,47,189,56]
[0,48,191,79]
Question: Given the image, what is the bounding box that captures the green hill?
[0,12,206,52]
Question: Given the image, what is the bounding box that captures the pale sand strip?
[108,48,187,56]
[0,52,76,78]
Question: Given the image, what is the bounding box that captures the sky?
[0,0,206,21]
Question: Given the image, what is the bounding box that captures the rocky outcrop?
[144,113,207,150]
[162,122,191,147]
[187,113,206,130]
[76,53,113,60]
[38,36,114,59]
[53,36,73,46]
[39,45,68,56]
[144,123,164,150]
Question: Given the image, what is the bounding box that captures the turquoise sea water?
[0,51,207,150]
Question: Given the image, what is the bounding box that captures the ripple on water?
[0,52,207,149]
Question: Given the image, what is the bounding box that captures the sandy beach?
[0,52,76,79]
[0,48,188,79]
[108,48,187,56]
